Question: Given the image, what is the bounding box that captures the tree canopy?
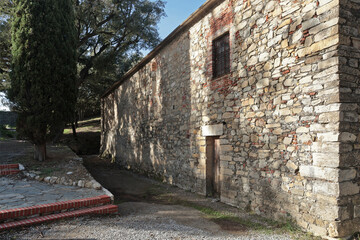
[0,1,12,92]
[1,0,166,118]
[9,0,77,161]
[75,0,165,117]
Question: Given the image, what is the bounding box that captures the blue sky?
[157,0,206,39]
[142,0,206,55]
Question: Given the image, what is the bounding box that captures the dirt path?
[1,155,315,239]
[81,156,312,239]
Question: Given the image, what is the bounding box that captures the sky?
[142,0,206,55]
[157,0,206,39]
[0,92,10,111]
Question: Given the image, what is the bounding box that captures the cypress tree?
[9,0,77,161]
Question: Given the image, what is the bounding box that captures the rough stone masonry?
[101,0,360,238]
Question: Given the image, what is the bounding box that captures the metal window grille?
[213,33,230,78]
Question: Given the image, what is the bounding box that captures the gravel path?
[1,202,292,240]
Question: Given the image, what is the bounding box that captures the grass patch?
[38,167,62,177]
[25,162,62,177]
[63,129,72,134]
[78,117,101,125]
[153,194,321,239]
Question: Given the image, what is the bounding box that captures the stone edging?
[20,147,114,201]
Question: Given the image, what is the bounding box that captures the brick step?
[0,169,21,176]
[0,164,21,176]
[0,195,111,222]
[0,204,118,231]
[0,164,19,170]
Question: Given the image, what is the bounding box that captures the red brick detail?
[210,75,238,96]
[0,164,19,170]
[209,9,234,36]
[282,69,290,75]
[0,195,111,221]
[0,170,20,176]
[151,62,157,71]
[0,205,118,231]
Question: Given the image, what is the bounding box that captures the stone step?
[0,195,111,222]
[0,204,118,231]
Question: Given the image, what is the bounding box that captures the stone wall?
[101,0,360,237]
[0,111,17,127]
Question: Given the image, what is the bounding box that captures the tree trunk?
[71,122,78,140]
[34,143,46,161]
[51,123,65,144]
[75,114,79,128]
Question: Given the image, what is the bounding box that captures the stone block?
[303,18,320,30]
[354,205,360,218]
[311,142,340,153]
[313,153,340,167]
[296,35,339,58]
[314,25,338,42]
[339,181,360,196]
[317,132,339,142]
[300,165,338,181]
[339,132,357,142]
[256,78,269,89]
[296,127,309,133]
[201,124,223,136]
[221,145,233,152]
[286,161,299,172]
[339,169,357,182]
[316,0,339,15]
[318,112,340,123]
[309,17,338,35]
[283,137,292,145]
[313,203,339,221]
[309,224,327,237]
[313,181,339,196]
[247,56,258,66]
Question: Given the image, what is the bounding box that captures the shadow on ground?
[82,155,317,239]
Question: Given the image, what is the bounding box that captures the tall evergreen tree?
[9,0,77,161]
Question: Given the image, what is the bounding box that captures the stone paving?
[0,177,106,211]
[0,140,107,211]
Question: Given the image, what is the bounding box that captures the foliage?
[77,52,142,117]
[74,0,165,118]
[0,1,13,92]
[1,0,166,118]
[9,0,77,160]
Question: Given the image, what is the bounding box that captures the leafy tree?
[9,0,77,161]
[74,0,165,118]
[77,52,142,119]
[2,0,165,120]
[0,1,13,92]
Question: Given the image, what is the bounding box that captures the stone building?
[101,0,360,238]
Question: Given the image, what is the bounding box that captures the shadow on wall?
[102,33,194,189]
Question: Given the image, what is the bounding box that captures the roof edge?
[101,0,224,99]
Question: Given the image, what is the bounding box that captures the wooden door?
[213,138,220,196]
[206,137,220,197]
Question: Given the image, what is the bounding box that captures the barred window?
[213,33,230,78]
